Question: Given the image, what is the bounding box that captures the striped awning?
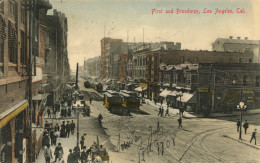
[0,100,29,128]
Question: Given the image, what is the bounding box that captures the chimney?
[229,36,233,39]
[245,37,248,40]
[237,36,241,40]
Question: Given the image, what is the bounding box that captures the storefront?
[0,100,29,163]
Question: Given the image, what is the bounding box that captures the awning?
[159,89,171,97]
[32,93,49,101]
[0,100,29,128]
[168,91,178,97]
[177,93,197,103]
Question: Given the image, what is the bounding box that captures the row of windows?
[180,57,252,64]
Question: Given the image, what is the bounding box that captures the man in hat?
[66,121,71,138]
[250,129,257,145]
[54,143,64,162]
[67,149,75,163]
[80,146,88,163]
[70,120,75,135]
[44,144,52,163]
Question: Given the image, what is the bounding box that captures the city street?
[35,78,260,163]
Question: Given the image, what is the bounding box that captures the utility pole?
[76,63,79,90]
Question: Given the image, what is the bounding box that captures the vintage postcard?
[0,0,260,162]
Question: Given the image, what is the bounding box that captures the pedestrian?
[165,107,170,116]
[47,108,51,118]
[71,120,75,135]
[66,121,71,138]
[98,113,103,125]
[45,121,50,131]
[53,131,58,146]
[68,108,72,117]
[50,129,55,145]
[160,99,163,106]
[237,119,241,132]
[61,108,64,117]
[54,123,60,132]
[158,107,161,116]
[60,121,66,137]
[73,146,80,162]
[243,120,249,135]
[161,107,164,117]
[250,129,257,145]
[44,144,52,163]
[64,108,67,117]
[67,149,75,163]
[80,146,88,163]
[54,143,64,162]
[178,117,182,129]
[80,136,85,150]
[90,98,92,104]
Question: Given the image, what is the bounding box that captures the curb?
[223,135,260,150]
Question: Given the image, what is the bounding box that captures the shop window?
[256,76,260,87]
[243,75,247,86]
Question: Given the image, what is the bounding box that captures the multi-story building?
[158,63,260,115]
[132,42,181,81]
[146,49,253,100]
[84,56,100,80]
[45,10,70,106]
[212,36,260,63]
[100,37,122,78]
[0,0,51,162]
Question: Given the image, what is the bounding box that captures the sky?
[47,0,260,70]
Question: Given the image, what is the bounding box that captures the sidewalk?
[144,99,197,118]
[36,135,77,163]
[144,99,260,119]
[224,125,260,150]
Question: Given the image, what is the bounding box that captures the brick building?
[46,10,70,106]
[146,49,253,100]
[0,0,51,162]
[198,63,260,113]
[100,37,122,78]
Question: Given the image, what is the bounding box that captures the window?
[8,21,18,63]
[0,17,5,63]
[20,30,26,64]
[193,57,198,63]
[181,57,184,64]
[243,75,247,86]
[256,76,260,87]
[20,7,25,24]
[232,75,238,84]
[0,0,4,14]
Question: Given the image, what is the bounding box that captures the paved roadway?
[65,78,260,163]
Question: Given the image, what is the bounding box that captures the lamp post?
[177,92,183,118]
[237,101,247,140]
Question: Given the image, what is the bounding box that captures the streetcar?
[103,90,122,114]
[94,82,103,92]
[119,90,140,112]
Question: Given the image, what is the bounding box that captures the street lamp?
[177,92,183,117]
[237,101,247,140]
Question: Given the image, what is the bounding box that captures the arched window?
[232,75,238,84]
[243,75,248,86]
[256,76,260,87]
